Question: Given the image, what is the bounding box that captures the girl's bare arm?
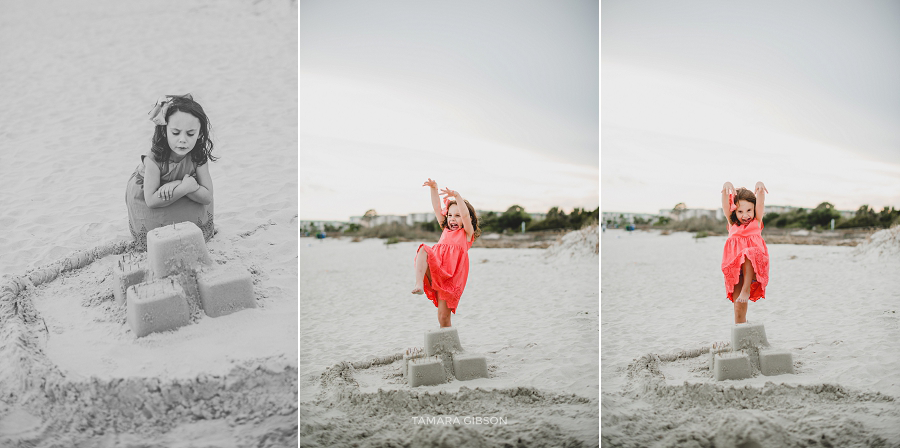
[721,181,735,225]
[185,163,213,205]
[142,155,209,208]
[423,178,443,223]
[450,190,474,242]
[754,181,768,221]
[143,157,190,208]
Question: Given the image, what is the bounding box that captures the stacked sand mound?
[545,224,599,261]
[855,225,900,260]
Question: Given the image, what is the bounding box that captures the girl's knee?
[742,257,754,270]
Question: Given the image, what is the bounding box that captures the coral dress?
[721,219,769,302]
[415,227,473,314]
[125,154,214,251]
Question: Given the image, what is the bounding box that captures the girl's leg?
[735,258,756,303]
[734,257,755,322]
[412,246,429,294]
[437,298,451,328]
[732,274,746,324]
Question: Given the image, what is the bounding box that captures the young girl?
[721,181,770,324]
[411,178,481,328]
[125,94,216,250]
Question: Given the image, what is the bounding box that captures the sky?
[300,0,599,221]
[602,0,900,214]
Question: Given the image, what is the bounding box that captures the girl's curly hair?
[441,198,482,241]
[149,95,217,171]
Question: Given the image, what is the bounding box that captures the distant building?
[764,205,802,215]
[602,211,660,225]
[658,208,725,222]
[299,220,349,232]
[407,213,435,226]
[348,215,405,227]
[763,205,855,220]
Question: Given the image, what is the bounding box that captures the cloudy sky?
[602,0,900,214]
[300,0,599,221]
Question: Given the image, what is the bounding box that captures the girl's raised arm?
[754,181,768,222]
[423,178,442,223]
[721,181,735,225]
[443,188,474,242]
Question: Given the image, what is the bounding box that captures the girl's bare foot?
[412,285,424,295]
[735,292,750,303]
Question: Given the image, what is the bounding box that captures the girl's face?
[446,204,463,231]
[166,111,201,161]
[736,199,755,224]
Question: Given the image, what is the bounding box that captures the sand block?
[126,278,191,338]
[745,347,761,373]
[403,348,426,378]
[731,322,769,350]
[424,327,463,376]
[113,255,148,306]
[147,221,211,277]
[709,345,731,371]
[759,348,794,376]
[714,352,753,381]
[452,352,488,381]
[424,327,463,356]
[196,265,255,317]
[408,356,447,387]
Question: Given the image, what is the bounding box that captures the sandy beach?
[299,228,600,446]
[0,0,298,445]
[601,227,900,446]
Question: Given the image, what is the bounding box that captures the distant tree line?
[764,203,900,230]
[524,206,599,232]
[325,205,600,238]
[601,202,900,233]
[418,205,598,233]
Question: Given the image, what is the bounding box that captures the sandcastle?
[403,327,489,387]
[112,221,256,337]
[710,322,794,381]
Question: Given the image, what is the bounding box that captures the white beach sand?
[299,227,600,447]
[0,0,297,446]
[601,228,900,447]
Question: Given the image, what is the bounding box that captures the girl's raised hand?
[439,187,459,198]
[157,180,181,201]
[754,182,768,196]
[721,182,735,195]
[423,178,438,189]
